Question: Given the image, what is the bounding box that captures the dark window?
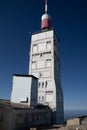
[46,59,51,61]
[45,81,47,88]
[40,53,43,57]
[42,82,44,88]
[42,96,44,101]
[39,82,41,87]
[33,44,37,46]
[46,41,51,43]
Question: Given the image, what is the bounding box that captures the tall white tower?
[29,0,64,124]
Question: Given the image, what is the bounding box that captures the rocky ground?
[52,125,87,130]
[57,124,87,130]
[34,124,87,130]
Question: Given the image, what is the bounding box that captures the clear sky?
[0,0,87,110]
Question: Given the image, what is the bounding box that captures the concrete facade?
[29,29,64,124]
[11,75,38,106]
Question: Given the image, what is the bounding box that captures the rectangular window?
[42,96,44,101]
[45,81,48,88]
[46,61,51,67]
[32,53,40,59]
[47,43,51,50]
[38,82,41,87]
[39,96,40,100]
[38,43,46,51]
[43,71,51,78]
[42,82,44,88]
[46,91,53,93]
[37,60,45,69]
[43,51,51,55]
[32,61,36,69]
[33,45,37,53]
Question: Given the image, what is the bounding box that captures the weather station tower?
[29,0,64,124]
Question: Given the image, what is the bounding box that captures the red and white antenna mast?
[41,0,51,30]
[45,0,48,14]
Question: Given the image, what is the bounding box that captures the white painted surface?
[32,34,38,41]
[46,94,53,102]
[42,14,51,20]
[43,71,51,78]
[47,43,51,50]
[38,43,46,51]
[45,30,53,38]
[33,46,37,53]
[11,76,38,106]
[38,32,45,40]
[32,72,38,78]
[29,29,64,124]
[37,60,45,69]
[32,63,36,69]
[46,61,51,67]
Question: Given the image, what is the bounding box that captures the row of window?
[38,81,48,88]
[33,41,51,47]
[32,59,51,69]
[38,91,53,102]
[45,91,53,93]
[32,71,51,78]
[32,51,51,58]
[32,41,51,53]
[32,59,51,63]
[38,96,44,101]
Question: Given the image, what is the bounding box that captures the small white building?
[11,74,38,106]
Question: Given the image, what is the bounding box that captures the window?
[47,41,51,43]
[39,72,42,78]
[37,61,45,69]
[42,96,44,101]
[46,60,51,67]
[46,91,53,93]
[32,62,36,69]
[32,44,37,53]
[42,82,44,88]
[39,96,40,100]
[43,71,51,78]
[39,82,41,87]
[46,59,51,61]
[38,43,46,51]
[45,81,47,88]
[40,53,43,57]
[43,51,51,55]
[32,53,40,59]
[32,61,36,63]
[47,42,51,50]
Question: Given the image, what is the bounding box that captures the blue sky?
[0,0,87,110]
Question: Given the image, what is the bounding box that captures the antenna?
[41,0,51,30]
[45,0,48,14]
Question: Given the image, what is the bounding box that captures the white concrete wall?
[29,29,64,124]
[11,75,38,106]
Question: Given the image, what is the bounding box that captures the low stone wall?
[67,118,80,126]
